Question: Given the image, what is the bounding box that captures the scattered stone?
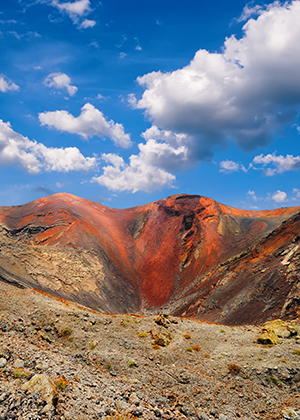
[22,374,58,406]
[150,326,172,347]
[38,331,52,343]
[281,409,299,419]
[0,279,300,420]
[155,314,171,328]
[0,358,6,368]
[0,345,11,360]
[131,409,143,417]
[257,319,298,345]
[13,359,24,368]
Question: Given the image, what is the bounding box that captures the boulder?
[155,314,171,328]
[257,319,298,345]
[22,374,58,406]
[150,326,172,347]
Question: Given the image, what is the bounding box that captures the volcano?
[0,193,299,325]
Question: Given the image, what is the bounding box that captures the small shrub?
[68,336,74,342]
[293,349,300,355]
[89,342,97,350]
[138,332,147,338]
[105,363,112,370]
[266,376,271,382]
[128,360,137,368]
[183,334,191,339]
[204,353,210,358]
[192,346,201,352]
[55,376,68,390]
[281,359,287,363]
[120,321,126,327]
[61,327,71,337]
[257,357,262,361]
[272,376,281,386]
[186,347,193,352]
[13,368,24,378]
[228,364,240,374]
[220,329,225,333]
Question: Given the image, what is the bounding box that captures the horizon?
[2,190,300,212]
[1,0,300,210]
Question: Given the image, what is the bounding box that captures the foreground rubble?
[0,281,300,420]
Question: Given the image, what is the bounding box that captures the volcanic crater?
[0,192,299,325]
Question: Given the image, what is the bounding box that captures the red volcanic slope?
[0,193,299,322]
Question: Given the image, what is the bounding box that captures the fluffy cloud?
[0,75,20,93]
[93,122,218,193]
[93,152,175,193]
[219,160,247,174]
[131,1,300,160]
[39,103,132,148]
[141,125,196,170]
[0,119,96,174]
[79,19,96,28]
[252,153,300,176]
[219,153,300,176]
[44,72,78,96]
[52,0,90,18]
[272,190,287,203]
[237,4,263,22]
[51,0,96,28]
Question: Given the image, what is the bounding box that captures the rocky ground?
[0,280,300,420]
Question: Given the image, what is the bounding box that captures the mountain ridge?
[0,192,299,324]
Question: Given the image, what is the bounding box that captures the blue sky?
[1,0,300,209]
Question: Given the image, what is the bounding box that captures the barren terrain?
[0,193,299,324]
[1,281,300,420]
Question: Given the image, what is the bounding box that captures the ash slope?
[0,193,299,324]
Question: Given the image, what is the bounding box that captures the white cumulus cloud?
[253,153,300,176]
[39,103,132,148]
[52,0,90,18]
[51,0,96,28]
[219,160,247,174]
[0,75,20,93]
[130,1,300,162]
[44,72,78,96]
[93,152,175,193]
[0,119,96,174]
[79,19,95,28]
[219,153,300,176]
[141,125,196,171]
[237,4,263,22]
[272,190,287,203]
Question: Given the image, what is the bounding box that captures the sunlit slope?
[0,193,299,323]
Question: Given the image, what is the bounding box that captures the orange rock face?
[0,193,299,324]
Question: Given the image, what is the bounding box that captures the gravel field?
[0,281,300,420]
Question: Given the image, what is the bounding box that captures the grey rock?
[0,358,7,368]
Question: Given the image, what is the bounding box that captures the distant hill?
[0,193,299,325]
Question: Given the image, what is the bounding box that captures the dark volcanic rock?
[0,192,299,324]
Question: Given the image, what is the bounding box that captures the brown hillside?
[0,193,299,324]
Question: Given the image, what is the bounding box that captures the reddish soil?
[0,193,299,323]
